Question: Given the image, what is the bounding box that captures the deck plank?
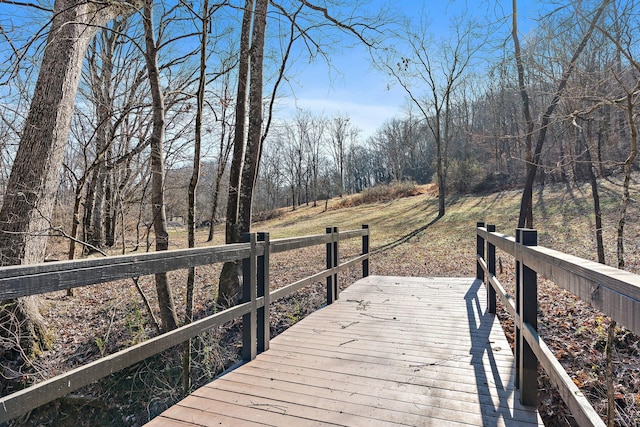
[146,276,543,426]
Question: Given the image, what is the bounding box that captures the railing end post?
[241,232,257,362]
[257,232,270,353]
[333,226,339,300]
[326,227,335,304]
[516,227,538,406]
[476,222,486,281]
[486,224,496,314]
[362,224,370,278]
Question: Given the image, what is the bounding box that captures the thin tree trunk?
[584,141,605,265]
[577,124,613,424]
[207,122,232,242]
[83,169,98,250]
[607,79,639,427]
[617,91,638,270]
[217,0,253,306]
[88,27,118,250]
[207,169,223,242]
[511,0,534,182]
[105,167,116,247]
[605,319,616,427]
[183,0,208,394]
[143,0,177,332]
[515,0,609,228]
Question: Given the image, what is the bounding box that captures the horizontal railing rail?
[477,227,640,334]
[0,243,254,299]
[0,224,370,423]
[476,222,640,427]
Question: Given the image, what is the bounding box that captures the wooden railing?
[0,225,370,423]
[477,222,640,427]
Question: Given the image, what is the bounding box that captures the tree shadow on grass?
[373,214,443,254]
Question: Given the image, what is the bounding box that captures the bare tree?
[142,0,178,331]
[514,0,610,228]
[206,70,235,243]
[217,0,256,306]
[305,113,327,206]
[328,114,358,197]
[217,0,386,304]
[382,14,484,217]
[0,0,140,356]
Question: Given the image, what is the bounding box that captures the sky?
[277,0,540,140]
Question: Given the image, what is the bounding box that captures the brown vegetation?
[332,181,424,209]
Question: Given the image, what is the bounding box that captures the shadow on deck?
[147,276,543,426]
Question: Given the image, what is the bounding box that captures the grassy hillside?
[254,177,640,277]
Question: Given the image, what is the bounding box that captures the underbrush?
[333,181,421,209]
[253,207,286,222]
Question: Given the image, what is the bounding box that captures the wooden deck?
[147,276,543,426]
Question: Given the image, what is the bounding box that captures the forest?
[0,0,635,257]
[0,0,639,424]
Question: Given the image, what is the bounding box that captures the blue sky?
[277,0,540,140]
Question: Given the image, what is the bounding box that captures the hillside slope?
[257,177,640,277]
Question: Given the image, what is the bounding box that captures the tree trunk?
[222,0,268,306]
[206,165,224,243]
[183,0,208,395]
[0,0,134,358]
[516,0,609,228]
[88,26,119,250]
[584,138,605,265]
[617,90,638,269]
[511,0,534,184]
[104,168,116,247]
[217,0,254,306]
[83,169,98,250]
[143,0,178,332]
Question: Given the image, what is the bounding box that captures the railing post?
[326,227,335,304]
[476,222,485,281]
[257,232,270,353]
[362,224,369,278]
[241,232,257,361]
[333,226,339,299]
[487,224,496,314]
[515,229,521,389]
[517,228,538,406]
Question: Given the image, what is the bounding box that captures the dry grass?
[332,181,423,210]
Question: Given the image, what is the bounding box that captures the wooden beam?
[0,244,251,299]
[270,269,333,302]
[270,234,330,253]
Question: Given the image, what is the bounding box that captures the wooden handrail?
[476,223,625,427]
[477,226,640,334]
[0,225,371,423]
[0,243,253,299]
